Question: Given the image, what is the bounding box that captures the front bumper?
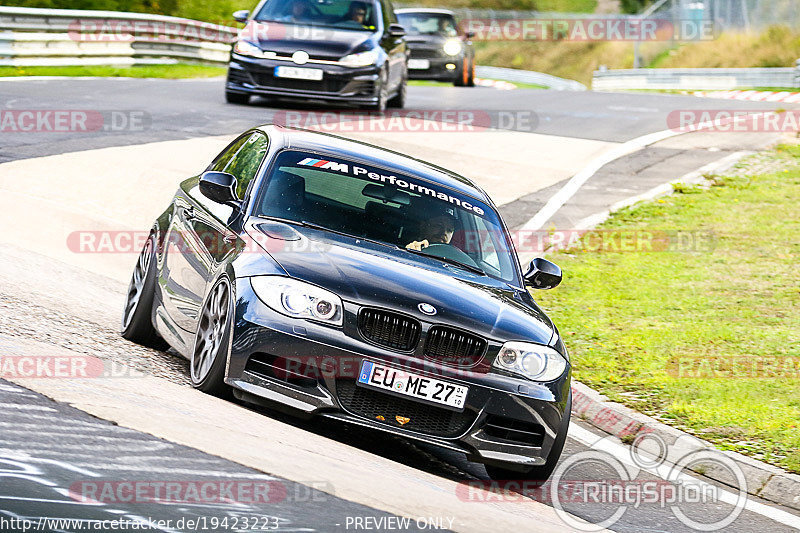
[226,55,381,104]
[407,57,463,81]
[226,279,571,467]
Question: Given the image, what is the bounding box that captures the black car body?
[122,125,571,480]
[225,0,408,110]
[395,8,475,86]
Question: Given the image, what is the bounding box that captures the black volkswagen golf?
[225,0,408,110]
[122,125,571,481]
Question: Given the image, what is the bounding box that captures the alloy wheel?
[191,280,231,383]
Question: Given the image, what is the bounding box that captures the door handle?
[223,234,237,244]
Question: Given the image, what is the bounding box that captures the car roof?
[255,124,492,204]
[395,8,456,15]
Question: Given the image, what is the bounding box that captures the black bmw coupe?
[121,125,571,481]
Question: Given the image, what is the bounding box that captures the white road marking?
[0,495,103,506]
[0,441,174,452]
[568,423,800,530]
[0,384,35,395]
[69,463,276,478]
[0,403,56,411]
[521,111,776,231]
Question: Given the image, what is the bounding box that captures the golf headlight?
[234,40,265,58]
[339,49,378,67]
[443,39,462,56]
[250,276,343,325]
[492,342,567,382]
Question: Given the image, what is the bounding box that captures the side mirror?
[465,30,475,39]
[199,171,241,207]
[388,23,406,38]
[524,258,562,290]
[232,10,250,23]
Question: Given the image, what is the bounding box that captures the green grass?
[0,64,226,79]
[534,145,800,472]
[7,0,598,19]
[408,79,547,89]
[396,0,597,10]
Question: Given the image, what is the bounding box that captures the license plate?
[407,59,430,70]
[357,361,468,410]
[274,66,323,80]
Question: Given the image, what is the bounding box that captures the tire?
[121,234,166,349]
[225,91,250,105]
[366,68,388,112]
[387,75,406,109]
[190,276,234,398]
[454,57,475,87]
[484,391,571,483]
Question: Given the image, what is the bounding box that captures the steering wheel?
[422,243,480,269]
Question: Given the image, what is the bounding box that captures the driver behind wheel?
[406,206,457,251]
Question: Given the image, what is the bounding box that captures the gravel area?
[0,290,190,386]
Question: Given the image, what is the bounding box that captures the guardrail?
[593,66,800,91]
[0,6,236,66]
[476,66,586,91]
[0,5,586,90]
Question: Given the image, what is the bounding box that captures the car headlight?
[234,40,265,58]
[250,276,343,326]
[339,49,379,67]
[443,39,462,56]
[492,342,567,382]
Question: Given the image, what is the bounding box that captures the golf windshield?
[254,150,519,283]
[254,0,378,31]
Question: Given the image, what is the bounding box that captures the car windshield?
[253,150,519,283]
[397,12,458,37]
[254,0,379,31]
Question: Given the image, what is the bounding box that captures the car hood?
[405,34,449,46]
[245,21,374,59]
[245,220,555,345]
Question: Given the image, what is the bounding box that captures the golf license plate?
[357,360,468,410]
[407,59,430,70]
[274,66,323,80]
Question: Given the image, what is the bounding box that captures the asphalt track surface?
[0,78,785,163]
[1,78,799,533]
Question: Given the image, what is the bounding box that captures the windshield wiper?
[403,248,486,276]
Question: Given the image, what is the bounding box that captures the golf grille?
[336,380,475,438]
[358,309,420,351]
[424,326,487,366]
[251,72,348,93]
